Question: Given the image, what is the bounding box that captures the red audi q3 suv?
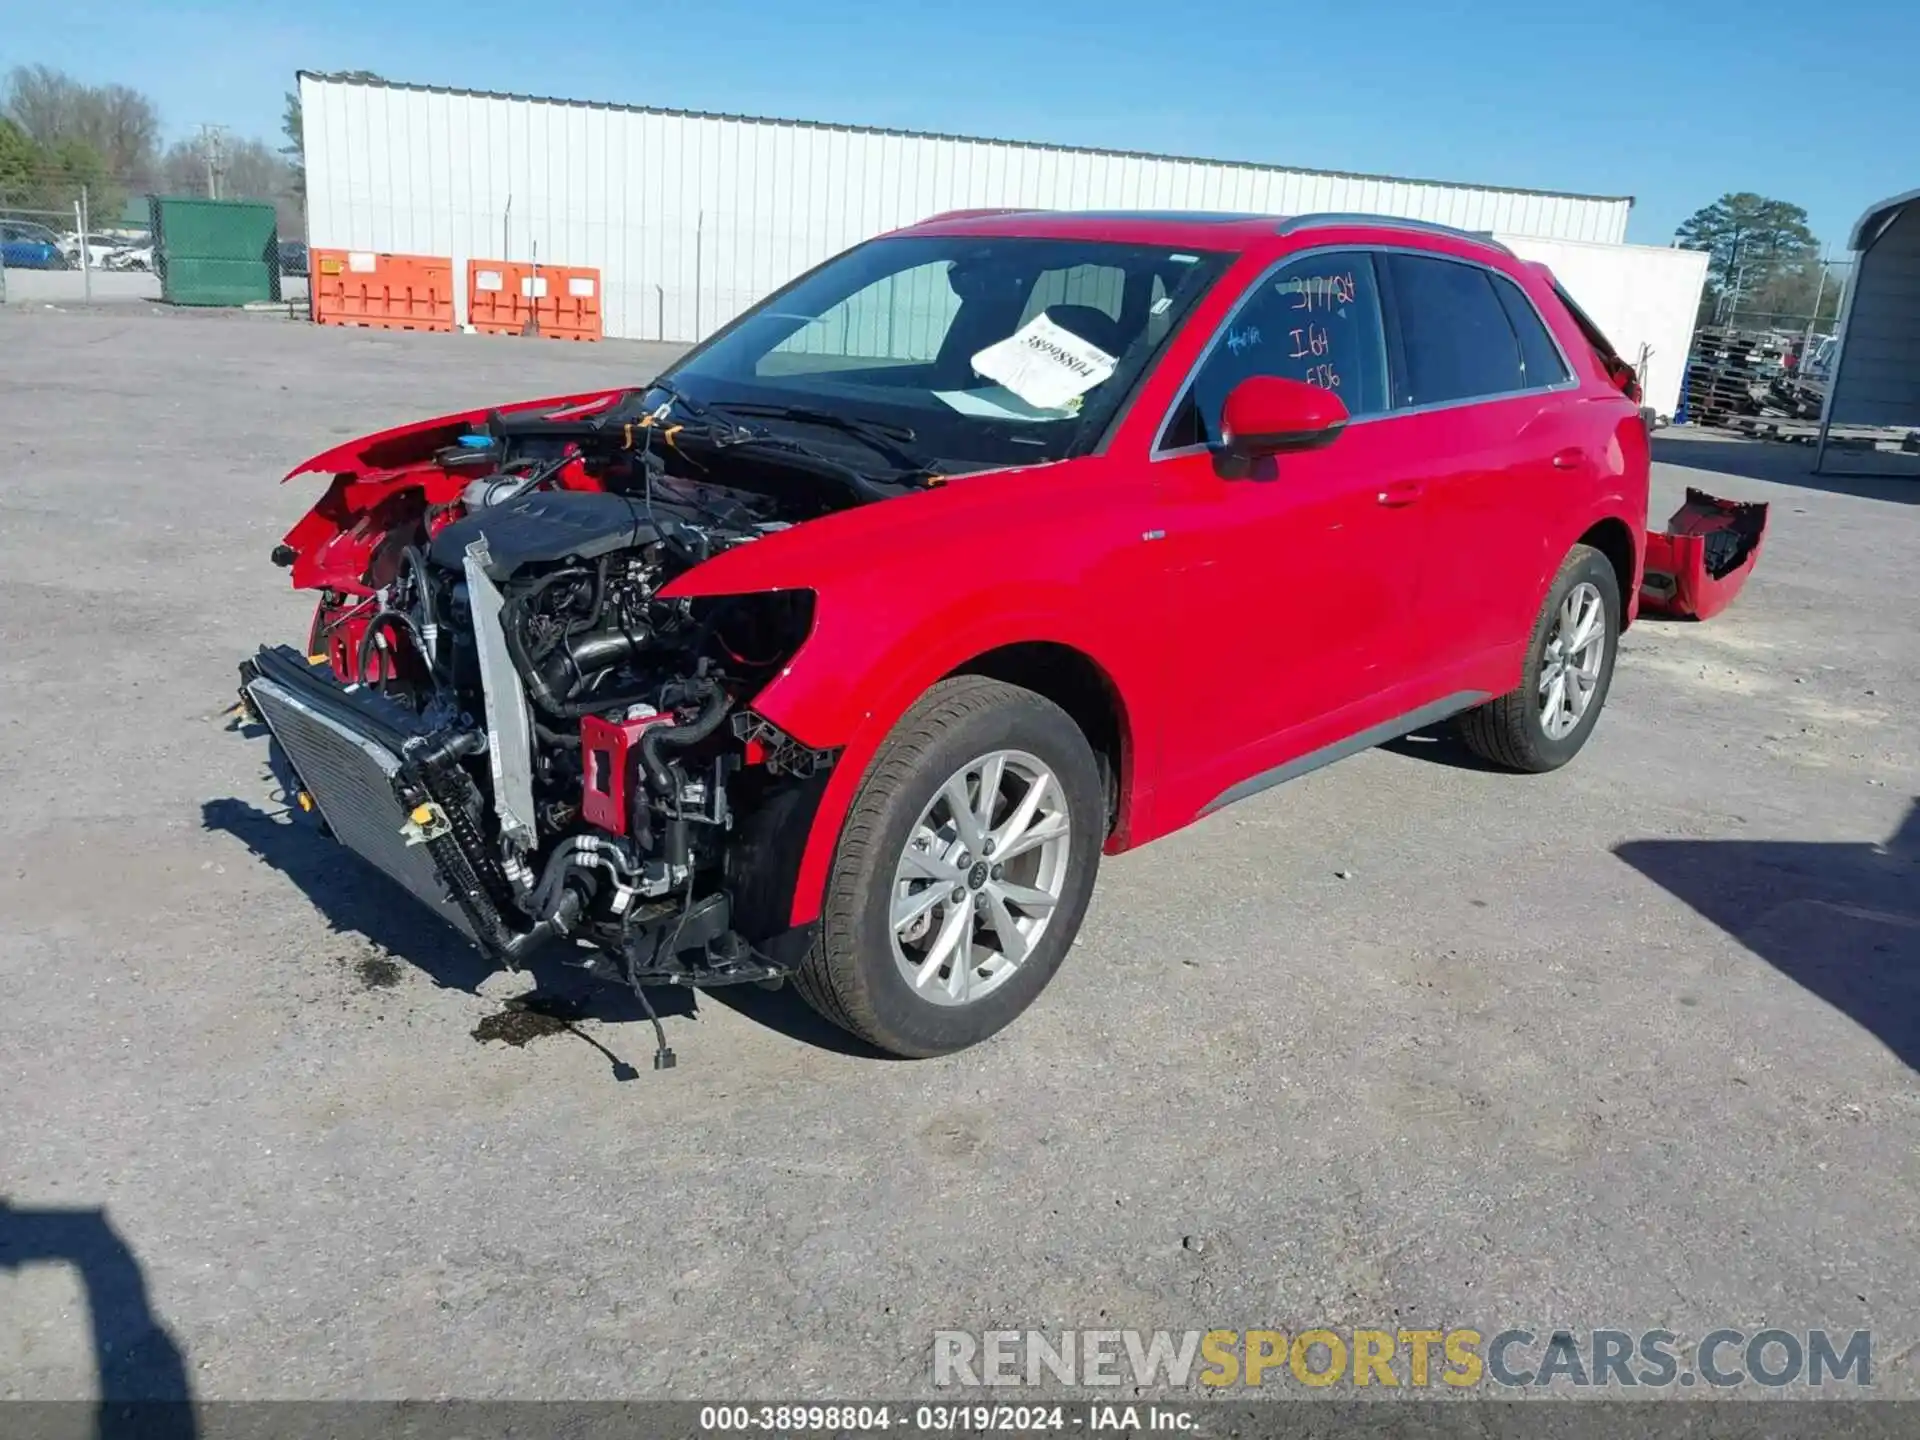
[241,209,1648,1061]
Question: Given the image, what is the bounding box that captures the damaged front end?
[240,390,851,1061]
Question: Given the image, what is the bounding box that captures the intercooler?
[245,666,482,941]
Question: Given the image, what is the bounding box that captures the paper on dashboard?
[969,314,1118,411]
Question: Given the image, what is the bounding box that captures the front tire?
[1456,544,1620,772]
[794,676,1104,1057]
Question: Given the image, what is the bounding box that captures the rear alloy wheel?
[1456,543,1621,772]
[794,677,1103,1057]
[1538,581,1608,741]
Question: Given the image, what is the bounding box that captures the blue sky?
[6,0,1912,250]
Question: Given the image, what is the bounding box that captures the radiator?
[246,674,480,940]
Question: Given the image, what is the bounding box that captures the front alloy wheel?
[794,677,1104,1057]
[890,750,1073,1007]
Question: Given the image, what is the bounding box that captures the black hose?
[572,556,611,634]
[547,627,645,698]
[502,592,653,720]
[356,608,432,686]
[401,544,433,611]
[404,727,485,772]
[528,841,585,920]
[498,886,584,961]
[527,835,640,919]
[641,680,731,795]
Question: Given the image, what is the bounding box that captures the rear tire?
[794,676,1103,1057]
[1456,544,1620,773]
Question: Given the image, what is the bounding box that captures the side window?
[1383,253,1524,406]
[1164,251,1389,448]
[1489,273,1571,387]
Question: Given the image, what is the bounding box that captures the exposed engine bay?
[238,387,892,1064]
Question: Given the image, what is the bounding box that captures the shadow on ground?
[0,1201,195,1439]
[201,797,885,1063]
[1654,434,1920,504]
[1616,800,1920,1072]
[1379,724,1508,773]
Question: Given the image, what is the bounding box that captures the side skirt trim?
[1199,690,1491,817]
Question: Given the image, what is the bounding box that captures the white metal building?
[300,72,1634,346]
[1817,188,1920,468]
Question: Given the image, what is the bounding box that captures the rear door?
[1373,251,1584,691]
[1149,250,1423,818]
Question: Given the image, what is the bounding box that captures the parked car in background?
[58,232,124,269]
[241,210,1650,1061]
[104,243,153,272]
[278,239,308,277]
[1,221,70,269]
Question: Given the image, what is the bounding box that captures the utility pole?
[199,123,229,200]
[75,188,91,303]
[1800,250,1830,363]
[1716,231,1744,326]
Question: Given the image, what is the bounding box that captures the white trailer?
[1495,234,1709,421]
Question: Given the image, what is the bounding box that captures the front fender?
[761,592,1140,929]
[660,463,1158,928]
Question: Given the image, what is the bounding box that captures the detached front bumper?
[1640,488,1771,621]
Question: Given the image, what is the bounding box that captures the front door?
[1149,250,1424,823]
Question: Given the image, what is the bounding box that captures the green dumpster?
[150,197,281,306]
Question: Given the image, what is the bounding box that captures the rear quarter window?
[1490,274,1571,388]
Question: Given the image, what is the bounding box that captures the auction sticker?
[970,314,1117,411]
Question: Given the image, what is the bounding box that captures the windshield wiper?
[699,402,930,473]
[716,402,916,443]
[715,432,941,494]
[642,382,939,494]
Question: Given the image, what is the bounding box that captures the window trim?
[1149,243,1580,460]
[1487,268,1573,391]
[1150,245,1390,457]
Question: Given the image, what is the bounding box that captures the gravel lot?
[2,307,1917,1403]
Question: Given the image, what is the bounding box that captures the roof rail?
[1277,213,1513,254]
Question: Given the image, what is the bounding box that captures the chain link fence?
[1,180,313,307]
[1705,256,1853,351]
[1,184,152,305]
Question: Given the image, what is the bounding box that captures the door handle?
[1551,446,1586,470]
[1376,480,1425,507]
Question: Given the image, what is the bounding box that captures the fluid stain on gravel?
[355,955,403,989]
[472,992,586,1047]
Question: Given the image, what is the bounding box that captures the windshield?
[665,235,1229,472]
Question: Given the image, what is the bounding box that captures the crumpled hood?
[282,389,628,480]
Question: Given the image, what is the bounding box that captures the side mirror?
[1216,377,1349,473]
